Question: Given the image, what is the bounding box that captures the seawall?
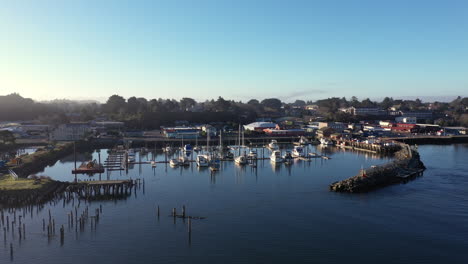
[329,144,426,193]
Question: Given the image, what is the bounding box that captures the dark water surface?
[1,144,467,264]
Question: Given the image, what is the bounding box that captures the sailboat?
[194,134,201,152]
[234,124,247,165]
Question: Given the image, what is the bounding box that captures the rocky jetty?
[330,144,426,193]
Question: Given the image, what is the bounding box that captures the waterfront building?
[49,123,91,141]
[162,127,200,139]
[263,128,305,137]
[243,122,277,132]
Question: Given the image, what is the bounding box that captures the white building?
[50,123,91,141]
[243,122,277,131]
[395,116,417,124]
[340,107,383,116]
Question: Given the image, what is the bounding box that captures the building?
[162,127,200,139]
[443,127,467,135]
[263,128,305,137]
[395,116,417,124]
[50,123,91,141]
[340,107,384,116]
[243,122,277,132]
[318,122,347,132]
[398,111,433,121]
[391,123,419,133]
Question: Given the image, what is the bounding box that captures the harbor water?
[1,144,467,263]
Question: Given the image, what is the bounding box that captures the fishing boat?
[268,140,279,150]
[169,158,179,167]
[292,146,305,157]
[283,151,293,165]
[196,155,209,167]
[270,150,283,163]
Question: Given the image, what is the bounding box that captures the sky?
[0,0,467,102]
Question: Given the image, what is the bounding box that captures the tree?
[180,97,197,111]
[104,95,126,114]
[247,99,260,105]
[261,98,282,110]
[0,130,15,144]
[380,97,394,109]
[293,100,306,107]
[127,96,140,114]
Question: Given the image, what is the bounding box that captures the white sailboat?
[270,150,283,163]
[234,124,247,165]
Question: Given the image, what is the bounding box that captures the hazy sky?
[1,0,467,102]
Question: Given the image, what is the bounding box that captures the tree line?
[0,93,467,128]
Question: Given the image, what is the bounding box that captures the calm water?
[1,144,467,264]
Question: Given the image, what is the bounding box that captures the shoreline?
[329,144,426,193]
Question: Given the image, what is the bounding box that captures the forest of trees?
[0,93,467,128]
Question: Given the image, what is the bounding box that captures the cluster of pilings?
[65,179,142,201]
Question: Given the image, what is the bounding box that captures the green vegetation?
[0,174,53,191]
[0,93,467,129]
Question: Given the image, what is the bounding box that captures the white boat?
[163,146,173,152]
[283,150,293,165]
[127,149,136,162]
[299,136,309,145]
[320,138,334,146]
[292,146,305,157]
[270,150,283,163]
[268,140,279,149]
[193,146,202,152]
[234,155,247,165]
[247,149,257,159]
[196,155,209,167]
[169,158,179,167]
[179,156,190,166]
[151,160,157,167]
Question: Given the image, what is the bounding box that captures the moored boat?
[270,150,283,163]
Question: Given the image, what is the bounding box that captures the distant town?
[0,93,467,145]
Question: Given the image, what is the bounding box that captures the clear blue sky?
[1,0,467,102]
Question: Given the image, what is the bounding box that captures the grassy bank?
[0,174,68,207]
